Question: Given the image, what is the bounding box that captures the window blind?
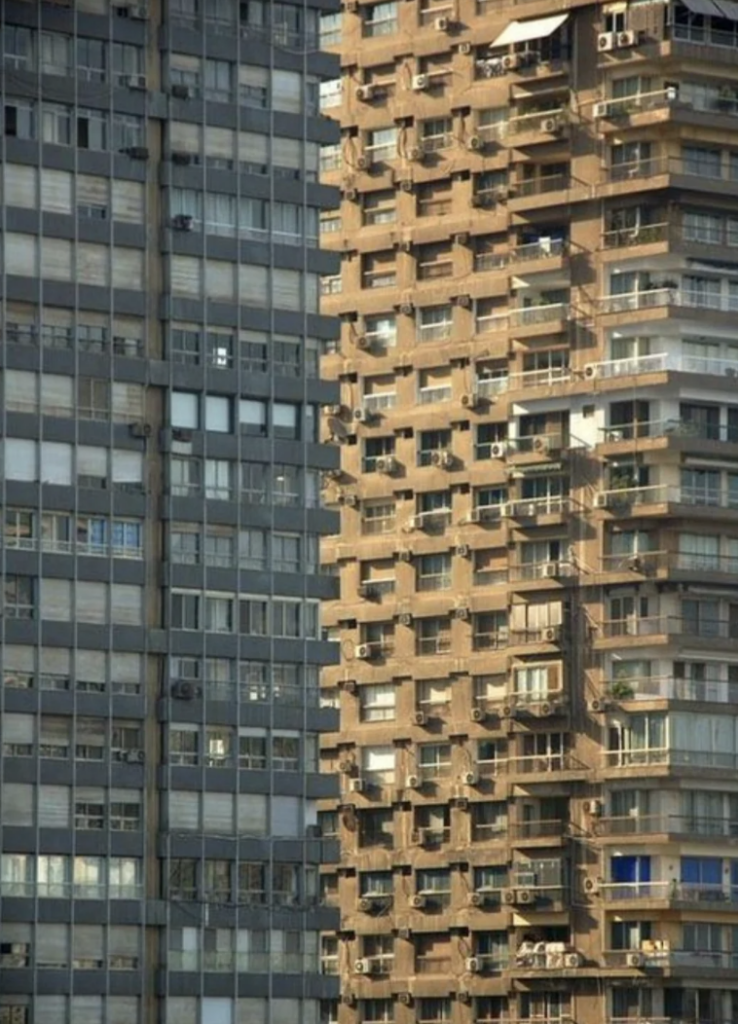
[203,793,234,833]
[41,169,72,214]
[77,582,107,624]
[39,785,70,827]
[39,579,72,621]
[41,441,72,484]
[1,784,33,825]
[271,796,300,837]
[77,243,109,286]
[4,164,36,208]
[168,791,200,830]
[41,238,73,280]
[5,233,36,276]
[112,180,144,222]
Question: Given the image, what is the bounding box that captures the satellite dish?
[327,417,348,441]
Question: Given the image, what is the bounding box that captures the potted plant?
[610,679,635,700]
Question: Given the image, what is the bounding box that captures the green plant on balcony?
[609,680,635,700]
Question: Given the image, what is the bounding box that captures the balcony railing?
[599,87,678,119]
[601,223,669,249]
[598,483,738,511]
[507,108,567,135]
[504,496,571,517]
[600,287,738,316]
[602,747,738,770]
[596,813,738,837]
[510,302,569,327]
[515,173,570,197]
[603,676,738,704]
[509,431,566,454]
[509,818,568,840]
[601,880,738,903]
[599,420,738,444]
[604,948,738,971]
[508,752,585,775]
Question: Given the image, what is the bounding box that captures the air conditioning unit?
[465,956,481,973]
[342,994,357,1008]
[409,894,427,908]
[171,680,198,700]
[583,877,600,894]
[594,493,610,509]
[454,606,470,621]
[598,31,615,51]
[409,146,425,162]
[339,758,354,773]
[456,544,471,558]
[431,449,454,468]
[398,612,413,626]
[627,555,644,572]
[542,562,560,578]
[400,301,415,315]
[171,151,193,165]
[345,188,359,202]
[171,83,193,100]
[592,102,610,120]
[356,154,371,170]
[412,74,430,91]
[125,146,150,160]
[502,888,517,904]
[584,798,603,816]
[461,771,479,786]
[354,958,375,974]
[584,363,600,379]
[470,706,486,723]
[126,749,145,763]
[129,421,152,438]
[343,679,358,694]
[358,897,376,912]
[459,42,472,54]
[376,456,398,474]
[399,178,414,192]
[434,15,451,30]
[490,442,507,458]
[125,74,146,90]
[532,435,551,453]
[458,990,472,1005]
[617,30,636,47]
[126,4,147,18]
[414,710,428,726]
[565,952,582,968]
[353,407,370,423]
[540,116,562,134]
[397,992,413,1006]
[355,643,372,659]
[627,952,644,968]
[349,778,365,793]
[542,626,561,642]
[397,549,413,562]
[461,391,480,408]
[172,214,194,231]
[466,135,483,151]
[338,492,358,507]
[468,892,486,907]
[589,698,609,713]
[455,293,471,308]
[356,84,375,101]
[515,888,535,905]
[406,773,421,788]
[502,54,520,71]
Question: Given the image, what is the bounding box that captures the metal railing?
[604,949,738,970]
[602,223,670,249]
[599,87,677,118]
[602,747,738,770]
[510,302,569,326]
[508,752,585,775]
[601,880,738,903]
[504,496,571,517]
[602,676,738,703]
[599,419,738,443]
[596,814,738,837]
[597,483,738,510]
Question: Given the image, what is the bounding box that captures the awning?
[715,0,738,19]
[491,13,569,48]
[679,0,722,15]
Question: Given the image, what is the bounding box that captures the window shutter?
[40,579,72,621]
[77,174,108,207]
[168,791,200,830]
[72,925,104,962]
[1,783,33,825]
[110,585,142,626]
[40,373,74,416]
[272,137,300,171]
[35,931,68,970]
[4,164,37,207]
[205,126,235,159]
[38,785,70,828]
[272,1000,300,1024]
[77,243,109,286]
[112,383,144,421]
[238,132,268,165]
[6,439,37,480]
[5,369,38,411]
[112,247,144,290]
[237,1000,267,1024]
[107,998,139,1024]
[238,265,268,306]
[166,998,197,1024]
[111,653,141,688]
[109,925,139,960]
[41,169,72,214]
[41,648,70,677]
[271,796,300,837]
[75,651,106,684]
[5,233,37,276]
[272,269,301,311]
[271,70,301,113]
[71,996,103,1024]
[41,238,73,280]
[112,180,144,223]
[170,121,201,153]
[76,582,107,624]
[171,255,201,295]
[203,793,234,833]
[236,794,267,835]
[112,450,143,484]
[239,66,268,90]
[201,999,233,1024]
[40,441,72,484]
[2,713,33,744]
[205,260,235,300]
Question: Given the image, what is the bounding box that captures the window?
[363,436,395,473]
[273,533,300,573]
[473,611,508,651]
[363,1,397,35]
[362,501,396,535]
[4,577,34,619]
[421,118,453,152]
[240,399,268,436]
[364,314,397,350]
[417,304,453,342]
[416,617,451,655]
[362,251,397,289]
[360,685,396,722]
[171,591,201,630]
[365,127,397,161]
[416,554,451,591]
[363,190,396,226]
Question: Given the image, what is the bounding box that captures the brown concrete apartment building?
[317,1,738,1024]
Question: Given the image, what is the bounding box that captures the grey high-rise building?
[0,3,341,1024]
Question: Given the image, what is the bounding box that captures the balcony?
[600,880,738,906]
[601,223,670,250]
[602,675,738,704]
[597,419,738,448]
[602,747,738,771]
[509,302,569,329]
[597,484,738,517]
[587,350,738,380]
[506,108,569,144]
[595,813,738,838]
[508,431,567,457]
[509,818,569,841]
[508,752,587,778]
[503,496,571,519]
[509,560,576,583]
[603,947,738,973]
